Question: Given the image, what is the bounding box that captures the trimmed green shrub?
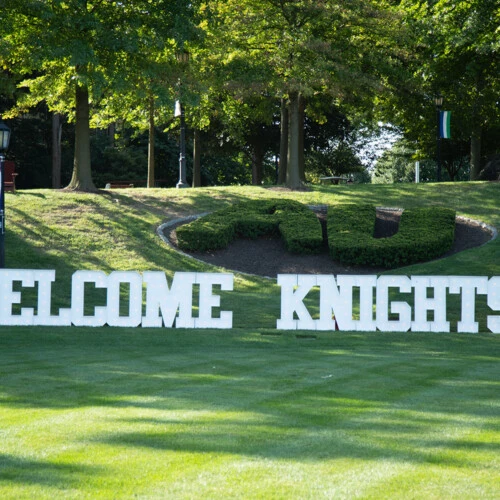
[328,204,456,268]
[177,199,323,254]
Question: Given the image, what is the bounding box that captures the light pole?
[0,119,12,268]
[434,94,443,182]
[176,50,190,189]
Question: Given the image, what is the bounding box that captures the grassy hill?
[1,182,499,498]
[5,182,500,330]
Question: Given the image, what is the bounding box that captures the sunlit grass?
[1,182,499,497]
[0,329,498,498]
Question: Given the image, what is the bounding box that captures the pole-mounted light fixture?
[175,49,190,189]
[0,119,12,268]
[176,50,190,64]
[434,94,443,182]
[0,120,11,152]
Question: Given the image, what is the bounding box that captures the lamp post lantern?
[434,94,444,182]
[0,119,12,268]
[176,50,190,189]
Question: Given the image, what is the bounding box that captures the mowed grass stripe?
[1,329,498,498]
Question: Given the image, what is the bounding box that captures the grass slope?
[1,182,499,498]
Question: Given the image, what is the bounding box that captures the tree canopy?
[1,0,197,190]
[1,0,498,189]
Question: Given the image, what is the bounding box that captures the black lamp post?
[176,50,190,189]
[434,94,444,182]
[0,119,11,268]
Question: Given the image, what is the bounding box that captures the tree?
[51,113,63,189]
[373,139,418,183]
[429,0,500,179]
[1,0,195,190]
[381,0,500,179]
[200,0,404,188]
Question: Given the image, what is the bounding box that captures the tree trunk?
[192,129,201,187]
[278,97,288,184]
[469,70,485,181]
[286,91,303,189]
[66,85,96,191]
[107,122,116,147]
[51,113,62,189]
[470,124,482,180]
[147,97,155,188]
[251,143,264,185]
[298,94,305,182]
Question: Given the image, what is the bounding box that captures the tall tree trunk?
[470,124,482,180]
[470,72,485,181]
[278,97,288,184]
[51,112,62,189]
[66,85,96,191]
[147,97,155,188]
[298,94,305,182]
[107,122,116,147]
[286,91,303,189]
[192,129,201,187]
[251,143,264,185]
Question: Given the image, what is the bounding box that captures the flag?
[439,111,451,139]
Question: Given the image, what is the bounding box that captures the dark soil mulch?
[165,209,494,277]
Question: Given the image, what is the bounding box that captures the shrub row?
[328,204,456,268]
[176,199,324,254]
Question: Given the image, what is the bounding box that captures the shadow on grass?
[92,415,492,468]
[7,193,239,275]
[0,329,498,466]
[0,453,102,487]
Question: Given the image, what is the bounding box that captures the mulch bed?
[165,209,494,277]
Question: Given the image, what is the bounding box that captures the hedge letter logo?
[177,200,456,268]
[176,199,324,254]
[328,204,456,267]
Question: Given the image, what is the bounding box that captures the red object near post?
[3,161,17,192]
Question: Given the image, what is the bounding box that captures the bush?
[328,205,455,268]
[177,199,323,254]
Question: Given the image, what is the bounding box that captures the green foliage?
[304,101,368,181]
[1,0,199,189]
[373,139,417,184]
[90,127,182,188]
[378,0,500,175]
[2,0,499,188]
[176,198,323,253]
[328,204,456,268]
[201,0,406,187]
[373,138,473,184]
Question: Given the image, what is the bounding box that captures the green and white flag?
[439,111,451,139]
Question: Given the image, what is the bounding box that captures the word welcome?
[0,270,498,333]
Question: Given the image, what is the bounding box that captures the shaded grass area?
[0,329,499,498]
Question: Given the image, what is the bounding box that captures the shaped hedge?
[328,204,456,268]
[176,199,323,254]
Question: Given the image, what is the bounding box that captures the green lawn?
[1,328,498,499]
[1,182,499,498]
